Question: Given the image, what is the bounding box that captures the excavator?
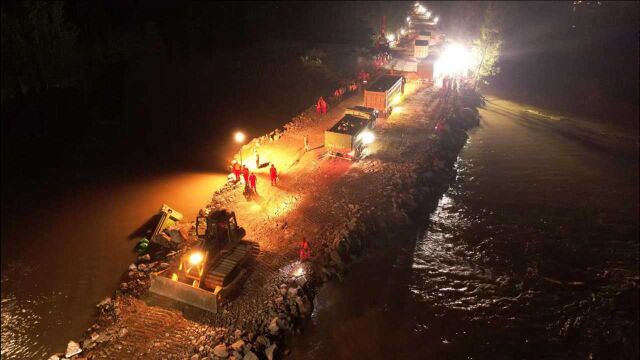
[149,209,256,313]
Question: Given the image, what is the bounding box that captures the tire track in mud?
[92,299,202,359]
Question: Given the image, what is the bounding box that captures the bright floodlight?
[188,251,204,265]
[234,131,245,143]
[434,43,478,79]
[361,131,375,145]
[400,28,406,36]
[386,34,395,42]
[434,16,439,24]
[426,11,431,19]
[407,16,411,22]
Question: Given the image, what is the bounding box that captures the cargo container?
[417,31,431,41]
[324,114,375,160]
[363,75,404,117]
[417,58,435,82]
[414,39,429,59]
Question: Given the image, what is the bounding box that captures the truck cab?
[345,106,379,128]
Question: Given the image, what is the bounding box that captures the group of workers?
[231,161,279,194]
[441,76,464,96]
[333,82,359,101]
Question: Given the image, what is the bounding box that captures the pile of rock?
[190,281,313,360]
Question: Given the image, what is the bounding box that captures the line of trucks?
[325,74,404,160]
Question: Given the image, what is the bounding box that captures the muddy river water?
[1,172,227,359]
[288,97,639,359]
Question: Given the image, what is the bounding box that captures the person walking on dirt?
[249,172,257,193]
[299,237,311,261]
[242,165,249,184]
[270,164,278,186]
[304,135,309,152]
[232,161,241,182]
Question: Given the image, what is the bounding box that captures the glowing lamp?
[188,251,204,265]
[360,131,375,145]
[234,131,246,143]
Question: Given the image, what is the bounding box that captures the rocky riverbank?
[48,83,484,360]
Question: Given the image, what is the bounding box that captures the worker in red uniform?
[248,172,257,193]
[232,161,241,182]
[317,97,325,114]
[299,237,311,262]
[270,164,278,185]
[319,96,327,114]
[242,165,249,184]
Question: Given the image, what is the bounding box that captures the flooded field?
[288,97,639,359]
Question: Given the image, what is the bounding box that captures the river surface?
[288,97,639,359]
[1,172,227,359]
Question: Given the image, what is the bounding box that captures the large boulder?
[265,344,277,360]
[65,341,82,358]
[213,343,229,358]
[243,350,259,360]
[231,339,245,351]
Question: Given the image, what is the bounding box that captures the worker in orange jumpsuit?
[232,161,241,182]
[242,165,249,184]
[299,237,311,261]
[270,164,278,185]
[249,172,257,193]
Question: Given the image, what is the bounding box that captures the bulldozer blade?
[149,274,218,313]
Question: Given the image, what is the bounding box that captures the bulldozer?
[149,209,255,313]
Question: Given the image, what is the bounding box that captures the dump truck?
[324,114,375,160]
[364,75,404,117]
[149,209,255,313]
[345,106,379,128]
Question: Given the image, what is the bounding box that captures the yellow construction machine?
[149,209,255,313]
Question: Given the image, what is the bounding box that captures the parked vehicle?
[364,75,404,117]
[324,114,375,160]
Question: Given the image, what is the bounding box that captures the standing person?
[303,134,309,152]
[270,164,278,186]
[249,172,257,193]
[232,161,241,182]
[320,96,327,114]
[299,237,310,261]
[242,165,249,184]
